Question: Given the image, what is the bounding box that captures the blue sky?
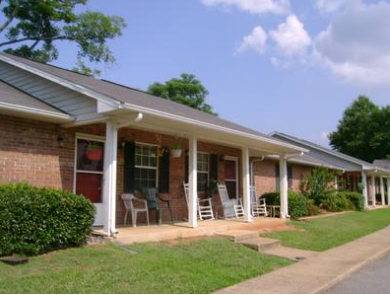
[52,0,390,147]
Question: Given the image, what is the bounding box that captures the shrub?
[337,191,365,211]
[300,167,339,206]
[261,191,280,206]
[288,191,308,219]
[306,198,320,216]
[0,183,95,257]
[261,191,308,219]
[323,192,354,212]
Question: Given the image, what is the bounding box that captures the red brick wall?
[252,158,312,196]
[291,164,311,192]
[0,115,245,225]
[253,159,277,196]
[0,115,75,190]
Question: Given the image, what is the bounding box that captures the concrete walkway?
[215,226,390,294]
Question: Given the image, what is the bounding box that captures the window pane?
[198,172,208,191]
[76,139,104,172]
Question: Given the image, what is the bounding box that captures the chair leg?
[146,210,150,226]
[124,211,128,225]
[132,211,136,227]
[169,207,174,224]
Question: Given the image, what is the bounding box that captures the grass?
[0,237,291,294]
[264,208,390,251]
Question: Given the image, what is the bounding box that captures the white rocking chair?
[250,186,267,217]
[183,182,214,220]
[217,183,243,218]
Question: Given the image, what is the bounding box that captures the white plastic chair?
[121,193,149,227]
[217,183,243,218]
[183,182,214,220]
[250,186,267,217]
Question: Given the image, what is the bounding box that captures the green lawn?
[264,208,390,251]
[0,237,291,294]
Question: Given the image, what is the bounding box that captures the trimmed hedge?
[0,183,95,257]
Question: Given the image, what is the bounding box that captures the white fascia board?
[123,103,307,154]
[364,166,390,176]
[0,55,121,110]
[0,101,74,122]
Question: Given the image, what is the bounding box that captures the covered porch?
[94,107,306,236]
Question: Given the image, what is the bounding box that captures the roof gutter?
[122,103,306,154]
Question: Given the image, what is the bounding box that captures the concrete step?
[216,230,259,243]
[240,237,281,252]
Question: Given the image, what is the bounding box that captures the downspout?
[250,156,265,186]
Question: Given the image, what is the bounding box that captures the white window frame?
[134,142,159,188]
[197,152,210,192]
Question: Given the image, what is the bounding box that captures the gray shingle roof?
[0,52,297,149]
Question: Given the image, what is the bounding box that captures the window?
[197,152,209,191]
[134,144,158,189]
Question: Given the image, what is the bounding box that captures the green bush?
[300,167,339,206]
[261,191,280,206]
[261,191,308,219]
[336,191,365,211]
[288,191,308,219]
[323,192,354,212]
[0,183,95,256]
[306,198,320,216]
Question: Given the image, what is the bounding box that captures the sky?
[48,1,390,146]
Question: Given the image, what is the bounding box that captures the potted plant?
[86,141,103,161]
[170,140,182,158]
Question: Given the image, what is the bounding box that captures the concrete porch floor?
[109,217,293,245]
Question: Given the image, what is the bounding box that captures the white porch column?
[361,171,368,209]
[103,121,118,236]
[387,177,390,206]
[279,154,288,219]
[188,136,198,228]
[242,147,252,222]
[370,175,376,207]
[380,176,385,206]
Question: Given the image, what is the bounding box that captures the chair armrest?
[198,198,212,205]
[133,198,148,209]
[157,194,171,207]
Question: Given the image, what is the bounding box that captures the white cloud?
[314,1,390,85]
[269,15,311,57]
[201,0,290,15]
[320,131,329,141]
[315,0,353,13]
[236,26,268,54]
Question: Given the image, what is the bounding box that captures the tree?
[147,73,218,116]
[0,0,126,76]
[329,96,390,162]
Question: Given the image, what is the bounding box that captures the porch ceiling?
[106,108,306,157]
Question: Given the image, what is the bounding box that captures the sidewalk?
[214,225,390,294]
